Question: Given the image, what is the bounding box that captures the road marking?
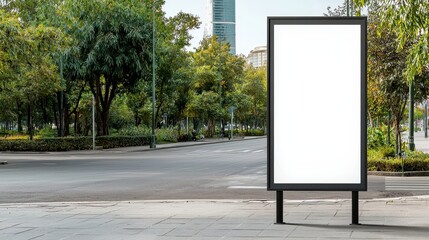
[253,150,264,153]
[385,177,429,191]
[239,150,251,153]
[228,186,266,189]
[213,149,233,153]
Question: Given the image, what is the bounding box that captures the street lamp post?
[425,100,428,138]
[151,1,156,148]
[219,40,223,139]
[409,81,415,151]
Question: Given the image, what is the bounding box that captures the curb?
[2,195,429,207]
[368,171,429,176]
[0,136,267,155]
[122,136,267,152]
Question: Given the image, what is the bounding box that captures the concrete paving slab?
[1,197,429,239]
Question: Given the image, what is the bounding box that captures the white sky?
[164,0,346,55]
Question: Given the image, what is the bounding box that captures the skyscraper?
[205,0,236,54]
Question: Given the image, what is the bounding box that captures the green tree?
[367,6,429,155]
[190,36,245,137]
[241,66,267,130]
[65,0,152,135]
[0,10,64,139]
[355,0,429,82]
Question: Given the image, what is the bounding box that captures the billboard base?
[275,191,360,225]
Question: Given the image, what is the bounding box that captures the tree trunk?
[73,110,78,136]
[17,102,23,133]
[27,104,34,140]
[394,118,402,158]
[101,109,109,135]
[53,102,59,136]
[42,97,48,126]
[64,95,70,136]
[177,111,182,135]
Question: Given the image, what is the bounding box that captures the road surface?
[0,138,427,203]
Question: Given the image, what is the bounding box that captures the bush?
[368,146,396,160]
[117,126,151,136]
[0,137,92,151]
[368,148,429,172]
[367,126,394,149]
[96,136,151,149]
[0,136,151,151]
[37,126,57,138]
[117,126,177,142]
[368,158,429,172]
[231,129,265,137]
[178,133,192,142]
[156,128,178,143]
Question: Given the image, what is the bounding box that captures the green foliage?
[368,158,429,172]
[109,95,134,130]
[95,136,150,149]
[368,147,429,172]
[0,0,266,145]
[116,125,177,142]
[355,0,429,82]
[368,146,396,160]
[367,126,394,149]
[0,135,151,151]
[37,126,57,138]
[156,128,178,143]
[0,138,92,151]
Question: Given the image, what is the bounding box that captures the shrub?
[117,126,177,142]
[37,126,57,138]
[178,133,192,142]
[156,128,178,143]
[368,158,429,172]
[96,136,151,149]
[0,137,92,151]
[0,136,151,151]
[368,148,429,172]
[368,146,396,160]
[117,126,151,136]
[367,126,394,149]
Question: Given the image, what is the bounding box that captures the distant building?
[246,46,267,67]
[204,0,236,54]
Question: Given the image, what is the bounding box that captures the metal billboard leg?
[351,191,359,225]
[276,191,285,224]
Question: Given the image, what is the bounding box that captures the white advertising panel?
[268,17,367,191]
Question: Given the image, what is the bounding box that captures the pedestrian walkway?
[1,196,429,239]
[103,136,266,153]
[385,177,429,191]
[403,130,429,153]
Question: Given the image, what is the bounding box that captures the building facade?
[205,0,236,54]
[246,46,267,67]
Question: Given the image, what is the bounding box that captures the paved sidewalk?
[1,196,429,240]
[102,136,266,153]
[412,131,429,153]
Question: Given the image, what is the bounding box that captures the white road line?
[253,150,264,153]
[239,150,251,153]
[385,177,429,191]
[228,186,266,189]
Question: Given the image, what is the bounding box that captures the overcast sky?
[164,0,346,55]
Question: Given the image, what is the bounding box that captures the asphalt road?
[0,138,427,203]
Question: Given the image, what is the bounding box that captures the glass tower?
[205,0,236,54]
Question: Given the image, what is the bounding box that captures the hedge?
[0,136,151,152]
[368,158,429,172]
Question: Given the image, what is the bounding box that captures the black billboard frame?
[267,17,367,224]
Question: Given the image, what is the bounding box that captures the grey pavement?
[1,196,429,239]
[403,130,429,153]
[103,136,265,153]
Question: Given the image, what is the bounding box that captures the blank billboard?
[268,17,367,191]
